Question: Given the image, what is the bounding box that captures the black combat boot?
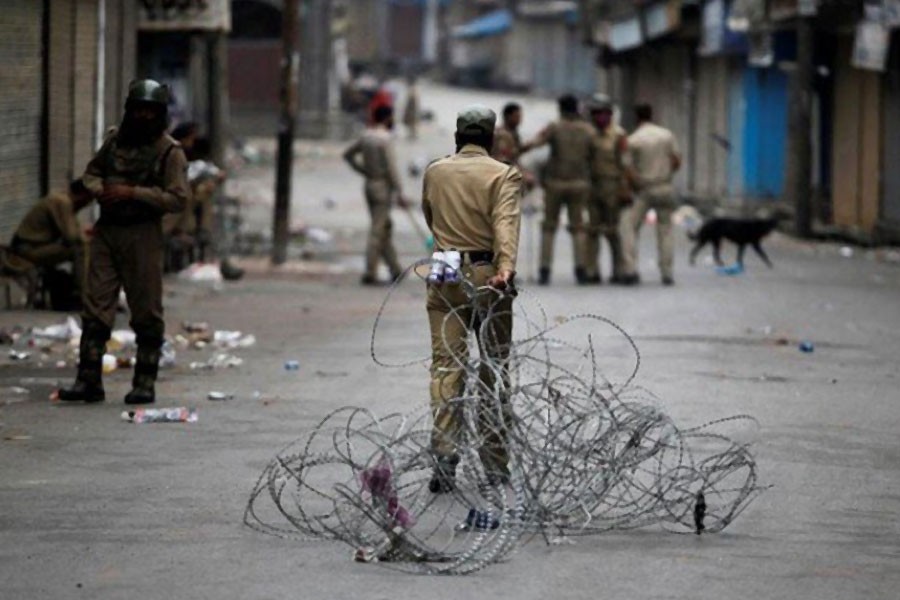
[428,455,459,494]
[574,266,590,285]
[58,321,108,403]
[538,268,551,286]
[124,344,161,405]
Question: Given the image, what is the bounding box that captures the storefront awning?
[452,9,513,39]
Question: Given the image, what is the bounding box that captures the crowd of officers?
[344,92,681,288]
[495,94,681,287]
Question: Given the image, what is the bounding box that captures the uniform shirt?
[626,122,680,189]
[422,144,522,273]
[591,124,627,180]
[527,116,595,186]
[13,192,83,245]
[83,129,190,222]
[491,124,523,165]
[343,127,403,194]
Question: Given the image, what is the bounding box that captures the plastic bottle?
[427,251,445,284]
[443,250,461,284]
[122,407,198,424]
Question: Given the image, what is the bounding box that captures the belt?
[439,250,494,264]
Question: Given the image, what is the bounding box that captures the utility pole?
[272,0,300,265]
[786,17,814,237]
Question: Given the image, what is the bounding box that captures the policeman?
[343,105,406,285]
[422,105,522,492]
[491,102,524,165]
[9,179,93,301]
[59,79,189,404]
[521,94,594,285]
[619,104,681,286]
[586,95,628,284]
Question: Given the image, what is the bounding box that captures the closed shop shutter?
[0,0,43,240]
[881,39,900,226]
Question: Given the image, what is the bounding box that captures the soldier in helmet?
[586,94,628,284]
[58,79,190,405]
[422,105,522,492]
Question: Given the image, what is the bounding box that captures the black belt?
[438,250,494,264]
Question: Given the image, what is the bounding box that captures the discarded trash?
[32,317,81,341]
[178,263,223,283]
[839,246,854,258]
[7,386,28,395]
[212,331,256,348]
[799,341,815,353]
[116,356,134,369]
[284,360,300,371]
[716,263,744,276]
[4,434,32,441]
[9,350,30,361]
[160,342,177,369]
[189,353,243,370]
[122,407,198,424]
[182,321,210,334]
[102,354,118,374]
[207,391,233,401]
[0,328,20,345]
[323,197,337,210]
[305,227,333,245]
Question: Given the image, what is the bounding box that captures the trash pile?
[2,318,254,378]
[245,260,768,575]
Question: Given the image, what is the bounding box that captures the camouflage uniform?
[59,80,189,404]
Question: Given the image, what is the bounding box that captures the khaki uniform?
[588,124,627,281]
[343,127,403,279]
[422,144,522,473]
[79,128,189,388]
[620,122,680,279]
[10,192,87,293]
[491,124,522,165]
[528,117,594,273]
[402,85,419,140]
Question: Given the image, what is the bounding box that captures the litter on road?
[122,407,198,424]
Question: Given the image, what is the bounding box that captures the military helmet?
[589,93,614,113]
[456,104,496,136]
[126,79,170,106]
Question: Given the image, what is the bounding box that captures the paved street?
[2,83,900,599]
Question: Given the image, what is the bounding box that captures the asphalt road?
[1,82,899,599]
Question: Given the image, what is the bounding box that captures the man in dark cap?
[58,79,189,405]
[422,104,522,492]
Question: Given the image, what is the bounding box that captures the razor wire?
[245,258,768,575]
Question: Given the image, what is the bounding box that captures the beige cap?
[456,104,497,136]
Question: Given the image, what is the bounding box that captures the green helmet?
[126,79,169,106]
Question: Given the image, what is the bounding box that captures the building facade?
[0,0,136,240]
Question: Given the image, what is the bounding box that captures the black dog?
[688,218,778,268]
